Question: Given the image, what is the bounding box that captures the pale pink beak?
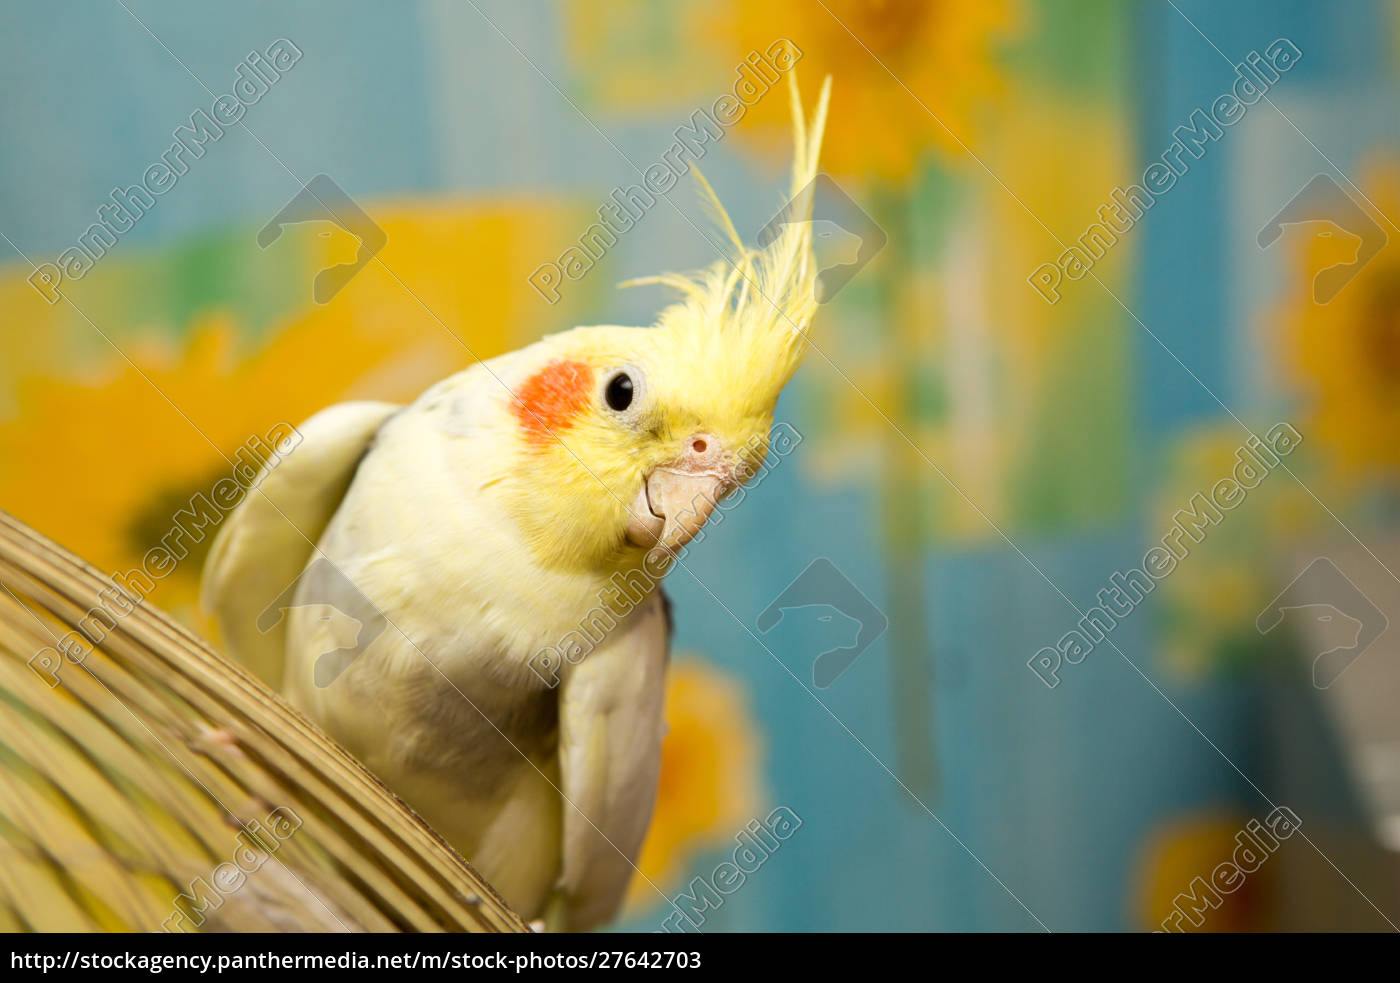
[625,434,734,554]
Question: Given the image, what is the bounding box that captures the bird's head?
[502,75,831,572]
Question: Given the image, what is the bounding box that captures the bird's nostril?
[691,437,708,455]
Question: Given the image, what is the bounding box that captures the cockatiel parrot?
[203,75,830,931]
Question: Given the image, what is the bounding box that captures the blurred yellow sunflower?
[1270,156,1400,493]
[704,0,1022,182]
[1133,810,1270,932]
[626,657,763,909]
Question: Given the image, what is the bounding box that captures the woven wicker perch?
[0,510,525,933]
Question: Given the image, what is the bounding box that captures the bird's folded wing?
[556,593,669,931]
[202,401,399,688]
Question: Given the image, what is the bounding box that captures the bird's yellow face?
[502,73,831,574]
[505,324,782,572]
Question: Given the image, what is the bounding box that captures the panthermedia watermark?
[1027,38,1302,305]
[26,39,303,304]
[1258,173,1387,304]
[658,806,803,933]
[1029,423,1302,688]
[1258,556,1389,688]
[258,556,390,688]
[258,174,386,303]
[26,423,302,687]
[162,807,304,932]
[756,557,886,688]
[756,175,885,303]
[527,39,802,305]
[1157,807,1301,933]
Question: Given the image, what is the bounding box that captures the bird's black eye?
[605,372,634,411]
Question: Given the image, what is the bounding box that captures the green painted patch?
[1012,300,1132,532]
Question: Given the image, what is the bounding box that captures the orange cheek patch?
[512,359,595,445]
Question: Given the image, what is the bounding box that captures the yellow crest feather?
[625,73,832,413]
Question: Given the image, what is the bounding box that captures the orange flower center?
[827,0,936,64]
